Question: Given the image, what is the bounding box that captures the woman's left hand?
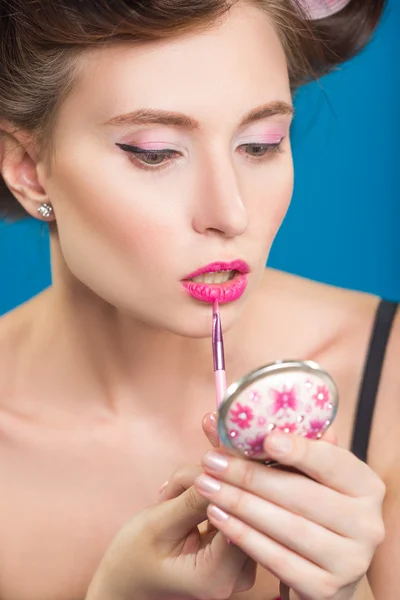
[195,425,386,600]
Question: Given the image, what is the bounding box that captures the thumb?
[203,411,220,448]
[321,426,338,446]
[157,485,210,542]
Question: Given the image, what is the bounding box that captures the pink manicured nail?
[208,505,229,521]
[203,451,229,471]
[158,481,169,502]
[159,481,169,494]
[196,474,221,494]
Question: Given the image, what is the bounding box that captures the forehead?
[56,3,291,131]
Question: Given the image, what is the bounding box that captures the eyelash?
[115,141,284,172]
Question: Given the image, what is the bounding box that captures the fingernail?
[209,411,218,427]
[203,451,229,472]
[158,481,169,501]
[159,480,168,494]
[267,433,293,456]
[195,474,221,494]
[208,505,229,521]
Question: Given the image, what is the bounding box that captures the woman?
[0,1,396,599]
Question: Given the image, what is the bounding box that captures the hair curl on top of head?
[296,0,350,19]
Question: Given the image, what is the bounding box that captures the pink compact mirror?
[217,360,338,462]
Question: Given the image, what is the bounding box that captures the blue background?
[1,1,399,316]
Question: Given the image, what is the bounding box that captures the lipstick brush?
[212,300,227,408]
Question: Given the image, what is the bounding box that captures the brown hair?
[0,0,386,219]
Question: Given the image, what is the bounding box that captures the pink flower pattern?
[271,386,298,415]
[313,385,330,409]
[305,419,327,438]
[230,403,254,430]
[246,433,267,455]
[221,372,336,456]
[278,422,297,434]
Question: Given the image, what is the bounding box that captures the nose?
[192,154,248,238]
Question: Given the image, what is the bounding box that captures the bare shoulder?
[260,268,380,347]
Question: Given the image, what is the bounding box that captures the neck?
[13,238,280,427]
[32,284,217,420]
[19,236,245,425]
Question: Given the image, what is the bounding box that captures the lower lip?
[182,273,248,304]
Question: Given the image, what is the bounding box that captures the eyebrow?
[240,101,294,127]
[103,101,294,130]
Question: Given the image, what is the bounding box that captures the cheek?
[43,157,186,309]
[43,154,184,292]
[271,161,294,228]
[247,155,294,241]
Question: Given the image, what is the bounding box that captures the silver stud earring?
[37,203,54,220]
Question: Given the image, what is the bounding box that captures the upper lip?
[184,260,250,280]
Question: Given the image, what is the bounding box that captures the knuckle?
[373,477,387,502]
[295,434,312,464]
[366,518,386,547]
[170,464,201,486]
[263,546,287,576]
[228,486,249,517]
[317,442,336,479]
[239,459,257,490]
[293,437,335,480]
[228,517,249,547]
[167,464,202,498]
[356,500,386,546]
[283,513,310,545]
[185,485,205,514]
[342,548,371,581]
[317,574,340,600]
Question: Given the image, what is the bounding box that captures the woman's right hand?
[86,464,256,600]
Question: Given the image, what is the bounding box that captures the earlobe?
[0,129,55,222]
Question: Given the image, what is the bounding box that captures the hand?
[203,410,220,448]
[195,428,386,600]
[86,464,256,600]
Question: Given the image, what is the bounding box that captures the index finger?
[264,431,376,497]
[159,485,210,540]
[203,411,220,448]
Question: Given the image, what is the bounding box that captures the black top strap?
[351,299,398,463]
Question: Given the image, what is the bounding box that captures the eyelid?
[236,135,285,147]
[115,142,183,172]
[116,143,180,154]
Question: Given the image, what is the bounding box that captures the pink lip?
[184,260,250,280]
[182,260,250,304]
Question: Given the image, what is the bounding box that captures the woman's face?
[40,2,293,337]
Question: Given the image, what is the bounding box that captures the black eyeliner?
[115,143,173,155]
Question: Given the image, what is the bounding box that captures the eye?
[116,143,181,169]
[239,141,284,159]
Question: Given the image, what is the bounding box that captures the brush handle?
[214,370,227,408]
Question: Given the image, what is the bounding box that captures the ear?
[0,125,55,222]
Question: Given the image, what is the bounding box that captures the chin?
[155,295,247,339]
